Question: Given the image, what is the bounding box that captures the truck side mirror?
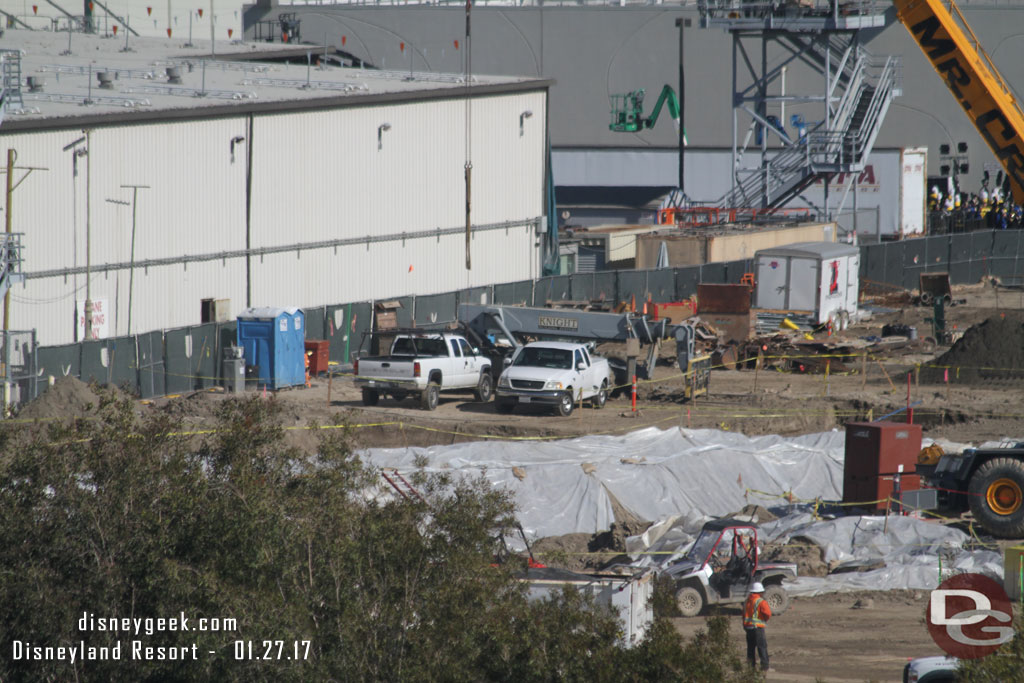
[503,357,512,367]
[576,362,586,371]
[472,347,480,356]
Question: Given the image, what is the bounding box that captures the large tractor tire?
[967,457,1024,538]
[675,586,704,618]
[763,584,790,615]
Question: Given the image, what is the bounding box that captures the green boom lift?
[609,84,685,141]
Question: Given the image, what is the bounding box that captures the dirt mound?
[763,539,829,578]
[17,376,107,421]
[925,314,1024,383]
[532,520,652,573]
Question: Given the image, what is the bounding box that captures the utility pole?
[2,150,46,342]
[3,149,13,335]
[84,129,93,341]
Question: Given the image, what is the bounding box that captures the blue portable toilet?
[236,307,305,390]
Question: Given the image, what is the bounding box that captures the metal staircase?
[1,50,25,111]
[700,0,899,217]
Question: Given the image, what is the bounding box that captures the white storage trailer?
[754,242,860,327]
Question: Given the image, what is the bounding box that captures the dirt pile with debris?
[532,520,651,573]
[16,376,116,421]
[763,539,829,578]
[924,313,1024,383]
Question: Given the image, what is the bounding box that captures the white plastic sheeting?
[360,425,1008,595]
[621,511,1003,594]
[360,426,845,540]
[760,513,1004,595]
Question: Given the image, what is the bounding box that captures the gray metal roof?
[754,241,860,259]
[0,28,549,131]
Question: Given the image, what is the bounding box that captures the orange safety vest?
[743,594,770,628]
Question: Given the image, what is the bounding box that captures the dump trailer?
[917,443,1024,538]
[457,303,711,399]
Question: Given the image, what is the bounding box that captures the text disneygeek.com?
[10,612,312,663]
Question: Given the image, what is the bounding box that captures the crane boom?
[894,0,1024,202]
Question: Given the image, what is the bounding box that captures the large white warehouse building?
[0,30,549,346]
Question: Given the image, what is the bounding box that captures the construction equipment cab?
[353,331,492,411]
[664,520,796,617]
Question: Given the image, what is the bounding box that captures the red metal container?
[843,421,923,508]
[843,473,922,510]
[304,340,330,376]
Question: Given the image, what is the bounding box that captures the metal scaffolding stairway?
[700,0,899,217]
[1,50,25,111]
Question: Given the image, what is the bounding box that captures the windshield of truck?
[512,347,573,370]
[391,337,448,357]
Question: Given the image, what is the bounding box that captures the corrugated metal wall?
[3,89,545,345]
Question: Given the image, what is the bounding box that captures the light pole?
[84,129,93,340]
[62,134,88,340]
[106,184,149,336]
[122,184,148,337]
[675,16,691,201]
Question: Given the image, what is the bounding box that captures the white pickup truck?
[353,332,492,410]
[495,341,611,417]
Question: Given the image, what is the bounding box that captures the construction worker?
[304,349,312,387]
[743,581,772,672]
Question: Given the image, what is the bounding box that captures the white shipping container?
[754,242,860,326]
[900,147,928,237]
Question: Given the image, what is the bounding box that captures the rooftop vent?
[166,66,182,84]
[26,76,44,93]
[96,71,114,90]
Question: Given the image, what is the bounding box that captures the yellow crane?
[893,0,1024,203]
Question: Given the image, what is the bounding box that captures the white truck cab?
[495,341,611,417]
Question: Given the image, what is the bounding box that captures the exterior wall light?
[519,110,533,137]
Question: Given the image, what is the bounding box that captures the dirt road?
[673,592,952,682]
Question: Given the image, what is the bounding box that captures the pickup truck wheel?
[496,398,516,414]
[676,586,704,617]
[555,391,574,417]
[968,457,1024,538]
[361,389,379,406]
[763,584,789,615]
[420,383,440,411]
[474,373,493,403]
[591,382,608,409]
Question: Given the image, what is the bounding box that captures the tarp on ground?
[359,426,845,541]
[358,426,1006,595]
[623,509,1004,594]
[757,512,1004,595]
